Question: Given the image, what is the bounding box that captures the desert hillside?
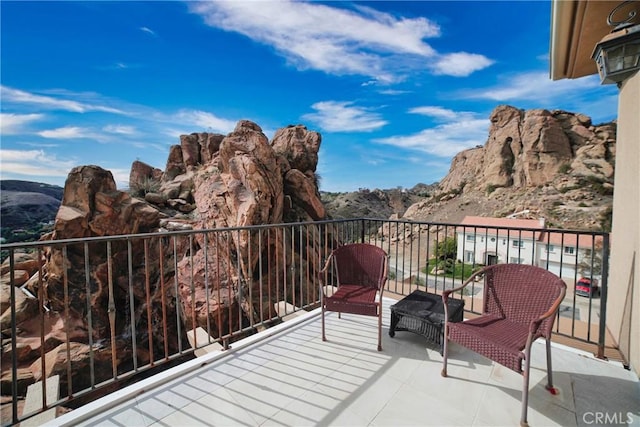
[323,106,615,231]
[0,180,63,234]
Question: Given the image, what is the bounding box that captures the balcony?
[46,300,640,426]
[1,218,638,425]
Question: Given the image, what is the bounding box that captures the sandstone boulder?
[165,145,186,180]
[439,105,615,194]
[129,160,163,196]
[271,124,321,173]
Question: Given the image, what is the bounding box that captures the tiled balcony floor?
[46,298,639,427]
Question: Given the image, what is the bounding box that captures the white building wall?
[607,71,640,374]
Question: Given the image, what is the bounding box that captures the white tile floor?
[46,298,640,427]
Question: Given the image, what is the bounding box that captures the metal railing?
[0,218,609,426]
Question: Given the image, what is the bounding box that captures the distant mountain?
[1,180,63,230]
[323,106,616,232]
[321,183,435,220]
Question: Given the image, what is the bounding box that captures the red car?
[576,277,599,297]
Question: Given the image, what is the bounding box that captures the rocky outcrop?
[322,106,615,231]
[167,121,328,333]
[404,105,615,230]
[2,121,333,405]
[439,106,615,193]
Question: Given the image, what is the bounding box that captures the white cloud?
[0,113,44,134]
[103,124,137,135]
[0,149,77,179]
[140,26,156,36]
[38,126,90,139]
[173,110,237,134]
[429,52,494,77]
[108,168,132,189]
[302,101,387,132]
[378,89,411,96]
[189,1,489,80]
[537,53,549,62]
[463,71,600,102]
[374,108,488,157]
[410,106,456,120]
[1,85,125,114]
[409,106,478,122]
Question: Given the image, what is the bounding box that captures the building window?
[509,257,524,264]
[512,240,524,248]
[466,235,475,242]
[545,244,555,253]
[465,251,474,262]
[564,246,575,255]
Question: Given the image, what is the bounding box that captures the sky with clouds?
[0,1,618,192]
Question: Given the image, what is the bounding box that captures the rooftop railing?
[0,218,610,426]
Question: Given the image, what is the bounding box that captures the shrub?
[558,163,572,174]
[129,176,161,198]
[435,237,457,261]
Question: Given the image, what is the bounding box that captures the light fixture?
[592,1,640,85]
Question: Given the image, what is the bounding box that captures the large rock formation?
[405,105,616,230]
[1,166,180,396]
[1,121,332,405]
[439,106,615,193]
[162,122,328,335]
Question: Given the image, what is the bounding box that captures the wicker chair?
[441,264,567,427]
[319,243,388,351]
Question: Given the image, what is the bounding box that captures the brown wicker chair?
[441,264,567,427]
[319,243,388,351]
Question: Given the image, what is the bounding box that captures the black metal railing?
[0,218,609,426]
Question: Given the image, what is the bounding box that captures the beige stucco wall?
[607,70,640,376]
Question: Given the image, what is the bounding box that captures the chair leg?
[377,307,382,351]
[521,342,533,427]
[321,305,327,342]
[545,338,558,394]
[441,323,449,377]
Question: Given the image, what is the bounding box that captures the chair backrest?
[482,264,566,336]
[331,243,388,290]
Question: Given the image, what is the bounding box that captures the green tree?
[577,240,604,278]
[435,237,457,261]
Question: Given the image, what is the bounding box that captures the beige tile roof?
[458,216,545,240]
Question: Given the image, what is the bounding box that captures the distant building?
[456,216,602,280]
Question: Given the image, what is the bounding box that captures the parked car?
[576,277,599,297]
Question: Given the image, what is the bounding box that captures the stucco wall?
[607,70,640,376]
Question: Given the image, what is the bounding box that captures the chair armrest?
[529,283,567,334]
[377,255,389,300]
[442,267,486,303]
[442,267,484,324]
[318,253,335,295]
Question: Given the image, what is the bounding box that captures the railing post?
[106,242,117,380]
[597,233,610,359]
[360,218,365,243]
[9,251,18,425]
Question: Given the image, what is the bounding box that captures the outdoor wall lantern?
[592,1,640,85]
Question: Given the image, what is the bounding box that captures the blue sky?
[0,1,618,192]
